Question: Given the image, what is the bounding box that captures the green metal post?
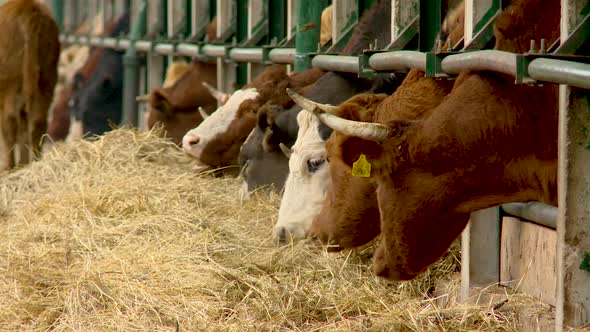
[236,0,248,87]
[294,0,327,71]
[122,0,148,127]
[269,0,287,41]
[51,0,64,32]
[209,0,217,20]
[419,0,441,52]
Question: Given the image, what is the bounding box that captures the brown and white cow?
[0,0,60,170]
[182,65,291,171]
[300,0,559,280]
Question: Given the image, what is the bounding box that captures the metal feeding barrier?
[52,1,590,330]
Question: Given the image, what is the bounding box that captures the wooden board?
[500,217,557,306]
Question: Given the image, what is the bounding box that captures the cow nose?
[183,134,200,148]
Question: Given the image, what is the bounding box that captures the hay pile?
[0,129,553,331]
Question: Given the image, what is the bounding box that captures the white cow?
[273,110,331,245]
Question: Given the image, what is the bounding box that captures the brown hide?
[311,4,464,250]
[311,71,455,249]
[0,0,60,170]
[197,65,290,168]
[47,84,72,141]
[323,0,560,280]
[147,61,218,145]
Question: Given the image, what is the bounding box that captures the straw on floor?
[0,129,553,331]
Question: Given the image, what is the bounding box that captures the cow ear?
[151,90,174,117]
[256,108,272,131]
[339,136,384,170]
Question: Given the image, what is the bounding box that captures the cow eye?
[307,158,325,173]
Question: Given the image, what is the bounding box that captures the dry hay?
[0,129,556,331]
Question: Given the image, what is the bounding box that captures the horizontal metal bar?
[229,48,264,63]
[176,43,201,57]
[58,34,590,90]
[501,202,557,229]
[441,50,516,76]
[268,48,296,64]
[201,44,226,57]
[528,58,590,90]
[369,51,426,72]
[154,43,175,55]
[135,40,151,52]
[311,55,358,73]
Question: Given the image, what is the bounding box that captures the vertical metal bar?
[332,0,357,45]
[122,0,148,127]
[294,0,326,71]
[460,207,502,301]
[556,1,590,329]
[419,0,441,52]
[52,0,65,32]
[236,0,248,86]
[268,0,286,41]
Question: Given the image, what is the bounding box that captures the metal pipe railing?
[369,51,427,72]
[202,44,226,57]
[176,44,201,57]
[58,33,590,90]
[229,48,264,63]
[501,202,558,229]
[311,55,358,73]
[441,50,517,76]
[528,58,590,90]
[268,48,296,64]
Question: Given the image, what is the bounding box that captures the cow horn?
[315,112,393,141]
[286,88,338,114]
[198,107,209,119]
[136,94,150,103]
[279,143,292,159]
[287,88,392,141]
[202,82,230,103]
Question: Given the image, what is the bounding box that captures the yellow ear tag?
[352,154,371,178]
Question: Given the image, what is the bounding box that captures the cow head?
[309,70,457,249]
[68,55,124,137]
[237,67,325,199]
[272,110,332,244]
[140,61,218,145]
[182,64,289,170]
[238,105,294,200]
[182,88,260,170]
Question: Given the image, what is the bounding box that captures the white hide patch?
[182,88,259,160]
[273,111,331,244]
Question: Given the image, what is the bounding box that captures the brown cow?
[299,0,559,280]
[273,1,464,244]
[140,18,220,145]
[309,1,465,249]
[0,0,60,170]
[145,60,218,145]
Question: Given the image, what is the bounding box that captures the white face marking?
[182,88,259,161]
[273,111,331,244]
